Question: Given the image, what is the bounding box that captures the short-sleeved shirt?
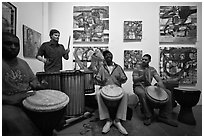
[132,65,159,87]
[36,40,66,72]
[2,58,35,95]
[96,62,127,87]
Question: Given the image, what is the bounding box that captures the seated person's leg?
[2,105,41,136]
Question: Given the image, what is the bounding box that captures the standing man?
[132,54,178,127]
[36,29,70,72]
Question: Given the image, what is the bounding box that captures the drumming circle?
[146,86,169,106]
[23,89,69,112]
[101,85,124,101]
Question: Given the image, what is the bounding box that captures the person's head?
[49,29,60,42]
[2,32,20,59]
[103,50,113,65]
[141,54,151,67]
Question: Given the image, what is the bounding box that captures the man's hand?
[65,48,70,53]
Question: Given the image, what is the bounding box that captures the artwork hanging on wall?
[124,50,142,71]
[2,2,17,35]
[73,46,108,70]
[159,6,197,44]
[124,21,142,41]
[23,25,41,58]
[73,6,109,44]
[160,47,197,85]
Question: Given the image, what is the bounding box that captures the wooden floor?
[55,105,202,136]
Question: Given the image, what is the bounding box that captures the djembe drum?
[23,89,69,135]
[145,86,169,108]
[36,72,61,91]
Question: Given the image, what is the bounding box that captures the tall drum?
[83,70,95,94]
[61,70,85,117]
[36,72,61,91]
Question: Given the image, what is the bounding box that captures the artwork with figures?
[2,2,16,34]
[73,46,108,70]
[124,50,142,71]
[159,47,197,85]
[73,6,109,44]
[23,25,41,58]
[124,21,142,41]
[159,6,197,44]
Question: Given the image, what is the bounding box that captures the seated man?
[2,32,47,135]
[132,54,178,127]
[95,50,128,135]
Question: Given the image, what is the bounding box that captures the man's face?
[104,52,113,64]
[51,32,60,42]
[3,35,20,59]
[141,56,150,67]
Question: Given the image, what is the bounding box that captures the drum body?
[101,85,124,108]
[23,89,69,135]
[36,72,61,91]
[145,86,169,108]
[61,70,85,117]
[83,70,95,94]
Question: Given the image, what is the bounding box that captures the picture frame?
[124,50,142,71]
[23,25,41,58]
[2,2,17,35]
[124,21,142,42]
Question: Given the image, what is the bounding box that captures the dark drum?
[83,70,95,94]
[23,89,69,135]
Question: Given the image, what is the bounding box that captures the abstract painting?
[124,21,142,41]
[73,6,109,44]
[160,47,197,85]
[73,46,108,70]
[124,50,142,71]
[160,6,197,44]
[23,25,41,58]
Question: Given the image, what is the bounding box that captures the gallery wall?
[11,2,202,105]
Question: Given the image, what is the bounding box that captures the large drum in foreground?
[60,70,85,117]
[36,72,61,91]
[101,85,124,108]
[23,89,69,135]
[145,86,169,108]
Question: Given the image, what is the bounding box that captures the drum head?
[146,86,168,101]
[101,85,124,101]
[23,89,69,112]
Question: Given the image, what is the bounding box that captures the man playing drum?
[95,50,128,135]
[132,54,178,127]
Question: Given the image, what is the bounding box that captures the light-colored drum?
[145,86,169,107]
[101,85,124,107]
[22,89,69,135]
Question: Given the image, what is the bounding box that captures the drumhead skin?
[23,89,69,112]
[101,85,124,101]
[146,86,168,101]
[174,87,199,92]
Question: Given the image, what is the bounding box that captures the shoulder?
[17,57,29,66]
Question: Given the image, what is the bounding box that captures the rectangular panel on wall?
[73,46,108,70]
[160,47,197,85]
[23,25,41,58]
[73,6,109,44]
[124,21,142,42]
[124,50,142,71]
[159,6,197,44]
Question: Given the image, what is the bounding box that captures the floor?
[55,104,202,136]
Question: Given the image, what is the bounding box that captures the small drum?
[101,85,124,108]
[145,86,169,108]
[83,70,95,94]
[60,70,85,117]
[36,72,61,91]
[23,89,69,135]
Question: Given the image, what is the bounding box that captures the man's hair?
[2,32,19,41]
[49,29,60,37]
[102,50,112,57]
[143,54,151,61]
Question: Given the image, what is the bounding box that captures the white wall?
[12,2,202,105]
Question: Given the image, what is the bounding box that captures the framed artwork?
[73,46,108,70]
[124,50,142,71]
[160,47,197,85]
[73,6,109,44]
[23,25,41,58]
[124,21,142,41]
[159,6,197,44]
[2,2,17,35]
